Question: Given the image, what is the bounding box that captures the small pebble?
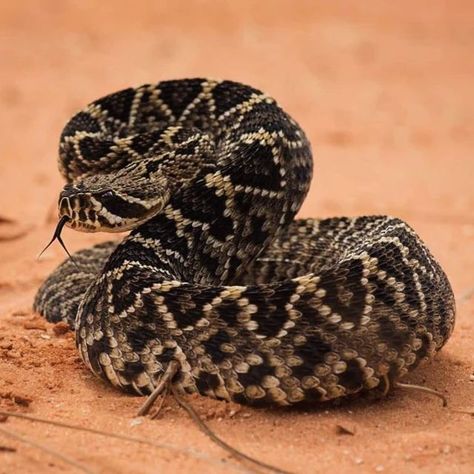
[13,394,32,407]
[375,465,384,472]
[23,321,47,331]
[53,322,70,336]
[7,351,21,359]
[130,418,143,427]
[469,374,474,382]
[336,423,356,435]
[441,445,451,454]
[354,458,364,465]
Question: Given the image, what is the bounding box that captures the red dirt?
[0,1,473,473]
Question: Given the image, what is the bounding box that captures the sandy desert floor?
[0,1,473,473]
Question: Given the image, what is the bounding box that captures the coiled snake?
[34,79,455,406]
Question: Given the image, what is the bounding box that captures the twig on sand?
[150,383,170,420]
[171,386,291,474]
[450,408,474,416]
[0,445,16,452]
[0,410,245,472]
[136,361,290,473]
[137,360,179,416]
[0,425,95,474]
[394,382,448,407]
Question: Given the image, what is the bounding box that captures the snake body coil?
[34,79,455,406]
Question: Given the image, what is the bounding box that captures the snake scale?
[34,79,455,406]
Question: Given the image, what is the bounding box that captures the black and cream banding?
[34,79,455,406]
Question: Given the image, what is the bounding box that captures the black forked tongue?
[38,215,79,268]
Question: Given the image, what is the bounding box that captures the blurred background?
[1,0,473,287]
[0,2,473,473]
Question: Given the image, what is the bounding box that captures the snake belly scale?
[34,79,455,406]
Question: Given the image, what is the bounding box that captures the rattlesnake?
[34,79,455,406]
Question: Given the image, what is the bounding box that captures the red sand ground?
[0,1,473,473]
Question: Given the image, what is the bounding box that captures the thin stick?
[0,445,16,452]
[137,360,179,416]
[171,386,291,474]
[394,381,448,407]
[150,383,170,420]
[0,425,95,474]
[0,410,243,472]
[450,408,474,415]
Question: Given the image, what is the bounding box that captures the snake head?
[58,160,170,232]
